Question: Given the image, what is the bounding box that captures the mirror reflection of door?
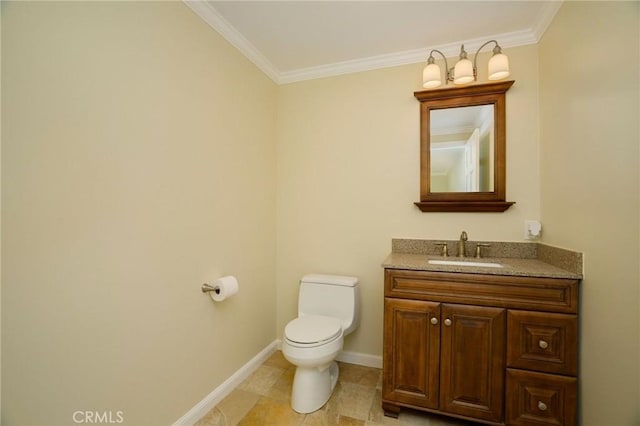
[430,105,494,193]
[465,128,480,191]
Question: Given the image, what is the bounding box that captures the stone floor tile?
[194,407,225,426]
[194,352,470,426]
[263,350,294,369]
[337,363,381,388]
[265,366,296,402]
[337,415,366,425]
[398,410,467,426]
[238,364,285,396]
[367,390,400,426]
[291,379,344,426]
[417,414,472,426]
[216,389,261,426]
[238,397,305,426]
[301,407,339,426]
[334,382,377,421]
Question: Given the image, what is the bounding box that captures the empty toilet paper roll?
[209,276,239,302]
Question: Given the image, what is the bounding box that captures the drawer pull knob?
[539,340,549,349]
[538,401,548,411]
[444,319,452,326]
[430,317,438,325]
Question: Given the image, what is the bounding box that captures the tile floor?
[194,351,471,426]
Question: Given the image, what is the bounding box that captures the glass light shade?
[422,63,442,88]
[488,53,510,80]
[453,58,474,85]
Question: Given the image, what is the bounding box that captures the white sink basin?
[428,259,503,268]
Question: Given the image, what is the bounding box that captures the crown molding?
[183,0,280,83]
[531,1,563,41]
[278,47,432,85]
[279,29,538,84]
[185,1,561,86]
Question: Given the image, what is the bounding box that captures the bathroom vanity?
[381,239,582,425]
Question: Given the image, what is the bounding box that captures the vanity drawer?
[507,310,577,375]
[506,369,577,426]
[385,269,579,313]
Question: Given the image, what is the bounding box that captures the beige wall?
[2,2,277,425]
[276,44,541,355]
[0,2,3,418]
[539,2,640,424]
[4,1,639,425]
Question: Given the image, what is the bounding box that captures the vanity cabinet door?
[383,298,441,411]
[440,303,506,423]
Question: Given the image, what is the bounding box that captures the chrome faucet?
[457,231,468,257]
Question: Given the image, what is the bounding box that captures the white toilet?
[281,273,360,414]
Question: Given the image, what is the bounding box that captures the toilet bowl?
[283,315,344,413]
[281,274,359,414]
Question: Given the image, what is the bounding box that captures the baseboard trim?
[173,340,279,426]
[336,351,383,369]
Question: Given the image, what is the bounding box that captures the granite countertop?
[382,239,583,280]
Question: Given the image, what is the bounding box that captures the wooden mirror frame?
[414,80,515,212]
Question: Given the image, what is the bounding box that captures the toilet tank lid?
[301,274,358,287]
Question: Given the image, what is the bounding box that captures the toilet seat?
[284,315,342,347]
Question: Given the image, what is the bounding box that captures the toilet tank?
[298,274,360,336]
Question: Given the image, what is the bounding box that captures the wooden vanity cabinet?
[382,269,579,426]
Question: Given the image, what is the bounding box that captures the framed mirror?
[414,80,515,212]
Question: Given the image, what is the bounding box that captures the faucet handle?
[434,242,449,257]
[475,243,491,258]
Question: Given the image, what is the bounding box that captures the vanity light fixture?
[422,40,510,89]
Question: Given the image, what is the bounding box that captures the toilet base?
[290,361,339,414]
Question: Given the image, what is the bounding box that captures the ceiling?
[184,1,562,84]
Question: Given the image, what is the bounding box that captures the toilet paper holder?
[201,283,221,294]
[201,276,239,302]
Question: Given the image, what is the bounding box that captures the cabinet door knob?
[538,401,548,411]
[538,340,549,349]
[444,318,452,326]
[430,317,438,325]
